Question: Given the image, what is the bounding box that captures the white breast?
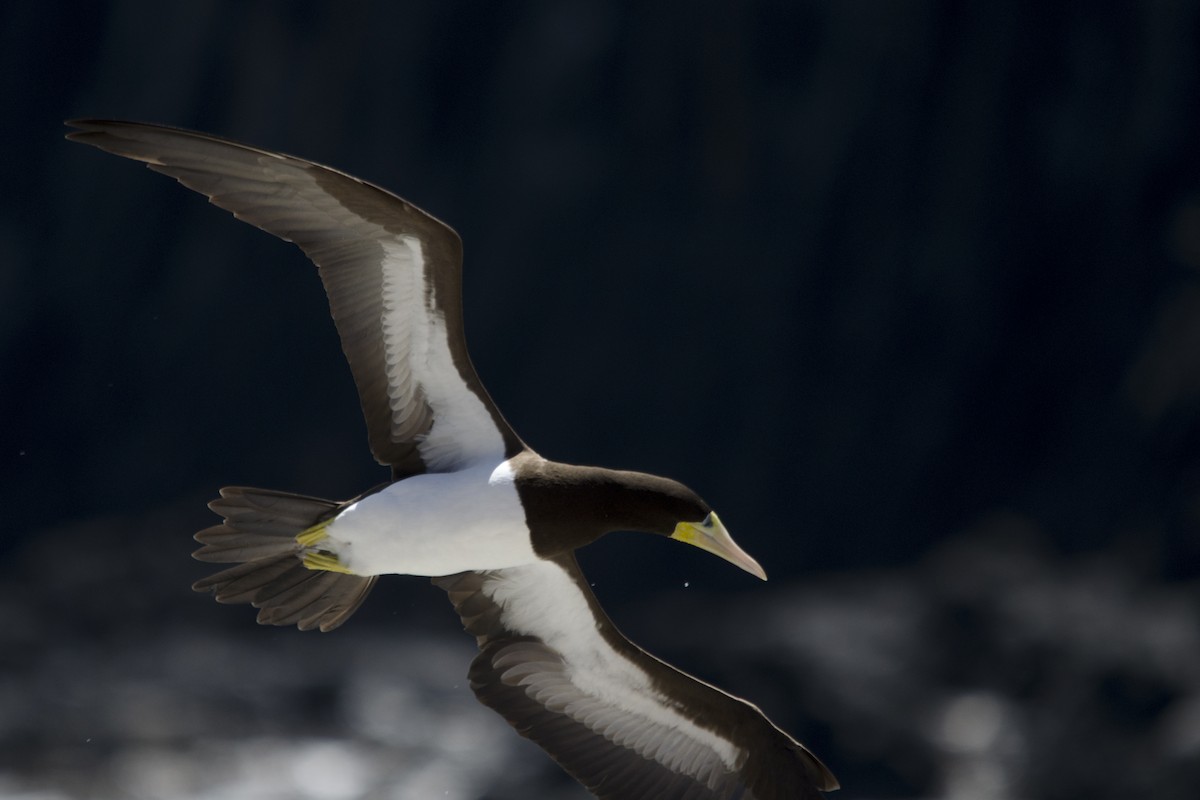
[325,460,537,576]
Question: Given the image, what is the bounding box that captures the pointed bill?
[670,512,767,580]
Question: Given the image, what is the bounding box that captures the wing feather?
[434,555,837,799]
[67,119,524,474]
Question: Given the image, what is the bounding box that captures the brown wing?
[434,554,837,799]
[68,119,524,476]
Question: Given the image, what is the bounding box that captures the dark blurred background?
[3,2,1200,798]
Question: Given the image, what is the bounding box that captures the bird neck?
[515,461,703,558]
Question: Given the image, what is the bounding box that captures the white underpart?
[328,460,536,576]
[486,560,742,774]
[379,236,506,472]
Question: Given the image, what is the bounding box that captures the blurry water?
[3,511,1197,799]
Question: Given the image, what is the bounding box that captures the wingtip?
[63,118,176,144]
[63,119,123,146]
[63,119,91,142]
[64,118,111,136]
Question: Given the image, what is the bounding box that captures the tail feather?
[257,572,376,629]
[192,486,376,632]
[197,557,296,603]
[194,525,300,564]
[251,561,319,604]
[258,571,346,619]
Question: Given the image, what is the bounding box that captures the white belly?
[325,461,537,576]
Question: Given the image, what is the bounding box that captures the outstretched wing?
[434,555,837,799]
[67,119,524,476]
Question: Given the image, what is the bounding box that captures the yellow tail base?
[296,518,333,547]
[296,518,354,574]
[303,551,354,574]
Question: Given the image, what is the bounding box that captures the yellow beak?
[670,512,767,580]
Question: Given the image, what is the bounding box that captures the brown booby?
[67,120,838,800]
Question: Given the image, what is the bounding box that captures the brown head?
[513,458,767,580]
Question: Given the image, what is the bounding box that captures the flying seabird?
[67,120,838,800]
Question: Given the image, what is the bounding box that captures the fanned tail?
[192,487,376,632]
